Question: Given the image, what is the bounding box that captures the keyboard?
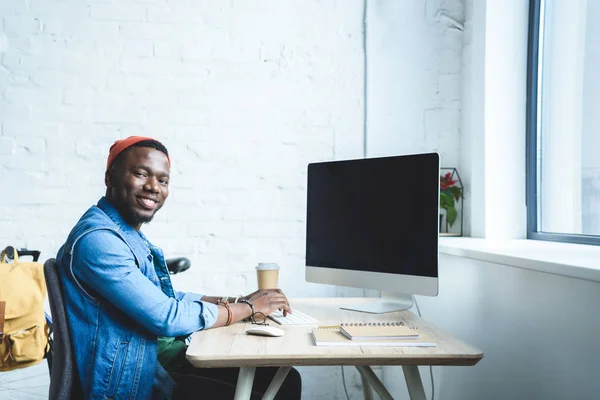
[268,309,318,325]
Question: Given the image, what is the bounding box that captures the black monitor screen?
[306,153,439,278]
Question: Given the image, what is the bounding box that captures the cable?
[340,366,351,400]
[412,296,435,400]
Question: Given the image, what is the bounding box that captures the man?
[56,136,302,399]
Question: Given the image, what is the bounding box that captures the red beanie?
[106,136,171,170]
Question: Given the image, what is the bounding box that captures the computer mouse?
[245,326,285,337]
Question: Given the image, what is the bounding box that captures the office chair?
[44,258,83,400]
[166,256,191,274]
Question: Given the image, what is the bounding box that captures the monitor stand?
[339,292,414,314]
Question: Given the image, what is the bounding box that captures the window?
[527,0,600,245]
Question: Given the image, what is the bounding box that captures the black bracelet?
[238,299,254,316]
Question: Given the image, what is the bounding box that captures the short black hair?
[110,139,169,171]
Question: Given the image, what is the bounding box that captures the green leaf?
[447,206,458,227]
[442,194,454,209]
[449,195,455,207]
[439,192,449,208]
[449,186,463,201]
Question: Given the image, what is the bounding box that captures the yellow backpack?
[0,248,49,371]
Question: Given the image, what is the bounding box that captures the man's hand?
[243,289,291,317]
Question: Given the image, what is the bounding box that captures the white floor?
[0,360,50,400]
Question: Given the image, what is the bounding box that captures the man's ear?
[105,169,113,188]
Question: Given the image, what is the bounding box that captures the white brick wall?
[0,0,364,292]
[0,0,463,399]
[366,0,464,169]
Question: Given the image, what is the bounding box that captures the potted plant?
[440,171,463,233]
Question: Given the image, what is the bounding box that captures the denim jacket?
[56,197,218,399]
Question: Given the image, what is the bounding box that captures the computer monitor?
[305,152,439,313]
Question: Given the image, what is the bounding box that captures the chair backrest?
[44,258,82,400]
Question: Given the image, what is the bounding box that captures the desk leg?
[261,366,291,400]
[355,366,393,400]
[234,367,256,400]
[360,372,375,400]
[402,365,427,400]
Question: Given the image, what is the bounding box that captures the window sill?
[439,237,600,283]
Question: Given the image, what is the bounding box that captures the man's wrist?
[238,299,254,318]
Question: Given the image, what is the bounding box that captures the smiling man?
[56,137,301,399]
[105,137,170,228]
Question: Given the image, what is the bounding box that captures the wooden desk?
[186,298,483,400]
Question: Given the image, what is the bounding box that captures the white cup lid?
[256,262,280,270]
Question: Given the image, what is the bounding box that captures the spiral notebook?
[312,325,436,347]
[340,325,420,340]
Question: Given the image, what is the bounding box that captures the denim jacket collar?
[97,197,151,260]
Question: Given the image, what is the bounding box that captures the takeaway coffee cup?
[256,262,280,289]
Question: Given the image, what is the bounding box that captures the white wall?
[366,0,463,167]
[0,0,365,298]
[458,0,482,238]
[0,0,464,399]
[398,254,600,400]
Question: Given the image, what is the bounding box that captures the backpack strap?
[0,301,5,344]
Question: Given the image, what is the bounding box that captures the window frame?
[526,0,600,246]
